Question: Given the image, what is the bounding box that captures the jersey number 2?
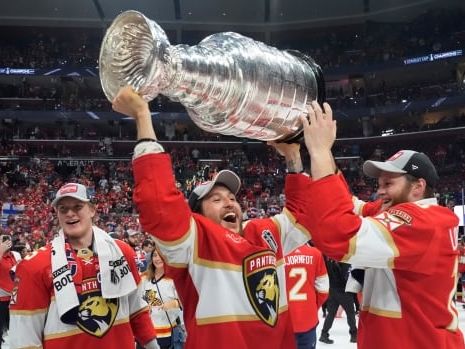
[288,267,307,301]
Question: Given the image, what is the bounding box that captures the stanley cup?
[99,10,325,141]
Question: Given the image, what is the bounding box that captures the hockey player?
[112,86,313,349]
[9,183,159,349]
[299,100,464,349]
[285,242,329,348]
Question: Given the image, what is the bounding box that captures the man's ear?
[413,178,427,197]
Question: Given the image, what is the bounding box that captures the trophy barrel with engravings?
[99,10,325,141]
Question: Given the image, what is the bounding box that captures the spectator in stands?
[142,248,186,349]
[141,238,155,273]
[0,235,21,346]
[9,183,159,348]
[299,101,465,349]
[124,228,146,273]
[285,242,329,349]
[112,86,314,349]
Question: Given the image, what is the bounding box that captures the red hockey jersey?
[304,174,465,349]
[133,152,313,349]
[285,244,328,333]
[9,238,157,349]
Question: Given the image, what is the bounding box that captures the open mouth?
[223,212,237,223]
[66,220,80,225]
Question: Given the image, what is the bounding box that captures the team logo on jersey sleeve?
[373,211,408,232]
[243,251,279,327]
[77,277,119,337]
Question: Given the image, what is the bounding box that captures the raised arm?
[112,87,193,266]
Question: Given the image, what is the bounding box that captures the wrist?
[285,155,303,173]
[310,150,335,180]
[135,106,151,120]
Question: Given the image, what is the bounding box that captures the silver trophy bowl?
[100,10,325,141]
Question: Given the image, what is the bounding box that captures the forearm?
[285,151,303,173]
[136,110,157,140]
[133,153,192,242]
[163,299,180,311]
[310,149,335,180]
[305,175,362,260]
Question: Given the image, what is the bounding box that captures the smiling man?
[187,170,243,232]
[298,101,464,349]
[9,183,159,349]
[112,86,314,349]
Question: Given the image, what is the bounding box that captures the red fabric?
[10,239,156,348]
[285,245,328,333]
[133,153,315,349]
[305,174,465,349]
[0,252,17,293]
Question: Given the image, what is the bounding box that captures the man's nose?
[224,199,234,207]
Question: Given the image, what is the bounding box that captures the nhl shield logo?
[243,251,279,327]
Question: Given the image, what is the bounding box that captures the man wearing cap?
[298,101,464,349]
[9,183,159,349]
[124,228,147,273]
[112,87,313,349]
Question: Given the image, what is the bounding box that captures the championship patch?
[77,277,119,337]
[262,230,278,252]
[243,250,279,327]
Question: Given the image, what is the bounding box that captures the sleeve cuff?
[133,141,165,159]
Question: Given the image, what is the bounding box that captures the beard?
[389,181,413,207]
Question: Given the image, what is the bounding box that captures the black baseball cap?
[363,150,439,188]
[188,170,241,212]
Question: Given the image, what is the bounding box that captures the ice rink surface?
[315,304,465,348]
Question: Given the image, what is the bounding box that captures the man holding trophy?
[113,85,315,348]
[104,10,325,349]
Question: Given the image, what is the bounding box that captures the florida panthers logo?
[144,289,163,307]
[255,272,279,323]
[77,294,119,337]
[243,251,279,326]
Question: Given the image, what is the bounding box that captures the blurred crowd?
[0,137,464,257]
[1,9,464,70]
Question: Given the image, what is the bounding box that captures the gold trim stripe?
[196,305,289,325]
[361,306,402,319]
[367,217,399,268]
[281,208,312,240]
[43,318,129,340]
[341,233,358,263]
[10,308,48,316]
[156,217,195,247]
